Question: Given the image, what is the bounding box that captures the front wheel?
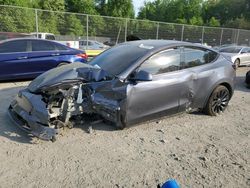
[204,85,230,116]
[234,59,240,68]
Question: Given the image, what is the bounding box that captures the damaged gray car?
[8,40,236,141]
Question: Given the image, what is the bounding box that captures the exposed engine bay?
[9,63,126,141]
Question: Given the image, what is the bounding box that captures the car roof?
[119,39,210,52]
[221,46,248,49]
[0,38,68,47]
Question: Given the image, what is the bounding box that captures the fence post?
[236,29,240,45]
[219,28,223,45]
[86,14,89,49]
[181,25,184,41]
[201,26,204,44]
[156,22,159,39]
[124,18,128,42]
[35,9,39,37]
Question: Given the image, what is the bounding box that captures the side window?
[81,41,87,45]
[0,40,27,53]
[31,40,56,51]
[139,48,181,75]
[182,47,218,68]
[55,43,68,50]
[45,35,55,40]
[241,48,248,53]
[247,48,250,53]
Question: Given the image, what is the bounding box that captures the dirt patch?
[0,68,249,187]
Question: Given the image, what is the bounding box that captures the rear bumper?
[8,90,57,141]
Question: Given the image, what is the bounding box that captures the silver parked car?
[219,46,250,67]
[9,40,236,141]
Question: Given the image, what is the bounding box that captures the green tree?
[0,0,34,7]
[39,0,65,11]
[99,0,135,18]
[208,17,220,27]
[66,0,98,14]
[189,16,204,26]
[60,14,84,36]
[0,1,36,33]
[37,0,66,34]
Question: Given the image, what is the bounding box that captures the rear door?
[27,40,60,75]
[0,40,29,80]
[181,46,219,109]
[240,48,249,64]
[246,47,250,64]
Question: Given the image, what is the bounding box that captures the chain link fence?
[1,5,250,47]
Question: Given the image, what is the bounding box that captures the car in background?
[79,40,109,50]
[8,40,235,141]
[30,32,56,40]
[213,44,236,51]
[246,70,250,88]
[219,46,250,67]
[0,38,87,81]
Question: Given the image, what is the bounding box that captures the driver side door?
[126,47,185,125]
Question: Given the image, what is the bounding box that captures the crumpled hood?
[28,63,111,93]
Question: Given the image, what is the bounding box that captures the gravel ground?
[0,68,249,188]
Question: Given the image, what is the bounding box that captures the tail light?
[76,53,88,59]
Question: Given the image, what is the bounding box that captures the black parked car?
[9,40,236,141]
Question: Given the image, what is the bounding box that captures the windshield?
[89,43,151,76]
[219,47,242,53]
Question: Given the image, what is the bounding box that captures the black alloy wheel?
[204,85,230,116]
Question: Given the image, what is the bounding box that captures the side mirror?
[241,51,247,54]
[134,70,152,81]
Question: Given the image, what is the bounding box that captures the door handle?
[51,53,60,56]
[17,56,28,60]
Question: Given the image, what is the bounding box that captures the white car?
[219,46,250,67]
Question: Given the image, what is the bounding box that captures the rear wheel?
[57,62,69,67]
[234,59,240,68]
[204,85,230,116]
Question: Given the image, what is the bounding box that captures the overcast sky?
[133,0,152,16]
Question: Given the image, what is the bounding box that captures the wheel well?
[219,82,233,98]
[235,58,240,63]
[57,62,70,66]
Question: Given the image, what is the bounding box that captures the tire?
[234,59,240,68]
[57,62,69,67]
[246,71,250,88]
[204,85,230,116]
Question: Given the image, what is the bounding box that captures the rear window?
[182,47,218,68]
[0,40,27,53]
[219,47,241,53]
[55,43,68,50]
[31,40,56,51]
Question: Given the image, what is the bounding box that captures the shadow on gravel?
[0,86,33,144]
[235,76,250,93]
[0,112,33,144]
[73,121,117,134]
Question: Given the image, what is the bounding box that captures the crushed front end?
[8,63,127,141]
